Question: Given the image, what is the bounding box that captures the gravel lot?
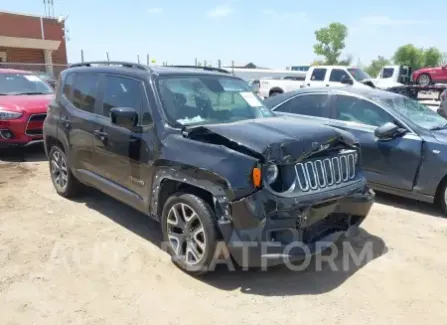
[1,145,447,325]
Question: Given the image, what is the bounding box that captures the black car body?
[437,89,447,119]
[43,62,374,274]
[265,87,447,215]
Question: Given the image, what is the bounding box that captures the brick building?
[0,11,68,76]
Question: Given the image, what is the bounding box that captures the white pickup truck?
[258,65,403,98]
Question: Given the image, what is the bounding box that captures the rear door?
[327,94,422,191]
[305,68,328,88]
[58,72,99,173]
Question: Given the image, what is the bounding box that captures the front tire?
[161,193,218,275]
[48,146,83,198]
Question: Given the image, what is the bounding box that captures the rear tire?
[269,91,282,97]
[48,146,83,198]
[161,192,218,275]
[417,73,431,86]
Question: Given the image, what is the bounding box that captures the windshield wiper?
[10,91,48,95]
[430,124,447,130]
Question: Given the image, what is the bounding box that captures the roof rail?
[69,61,151,71]
[167,65,231,74]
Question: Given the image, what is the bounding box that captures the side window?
[274,94,330,117]
[102,75,151,124]
[72,74,99,113]
[310,68,327,81]
[62,73,75,100]
[329,69,351,82]
[334,95,394,126]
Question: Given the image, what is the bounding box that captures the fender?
[149,164,235,219]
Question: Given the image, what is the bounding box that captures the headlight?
[265,164,279,184]
[0,109,23,120]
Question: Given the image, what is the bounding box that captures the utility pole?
[49,0,54,18]
[43,0,48,17]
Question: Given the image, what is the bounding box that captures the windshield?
[156,76,274,127]
[347,68,372,82]
[375,95,447,130]
[0,73,54,95]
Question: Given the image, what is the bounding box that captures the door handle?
[61,116,71,129]
[93,129,108,141]
[307,83,310,87]
[326,84,330,87]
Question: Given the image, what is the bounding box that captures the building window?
[0,52,7,62]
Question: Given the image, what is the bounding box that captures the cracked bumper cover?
[217,180,375,268]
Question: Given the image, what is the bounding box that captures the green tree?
[365,56,390,77]
[423,47,443,67]
[338,54,353,66]
[393,44,424,69]
[313,22,348,65]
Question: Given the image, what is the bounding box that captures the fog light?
[0,129,13,139]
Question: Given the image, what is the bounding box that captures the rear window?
[381,68,394,79]
[310,68,326,81]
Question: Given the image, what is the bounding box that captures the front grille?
[295,149,357,192]
[25,114,46,136]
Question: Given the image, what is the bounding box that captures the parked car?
[264,87,447,215]
[43,61,375,274]
[437,89,447,118]
[0,68,54,148]
[412,64,447,86]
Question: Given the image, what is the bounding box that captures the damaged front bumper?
[217,180,375,268]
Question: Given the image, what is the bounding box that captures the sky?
[1,0,446,68]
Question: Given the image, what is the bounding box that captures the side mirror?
[374,122,405,140]
[341,76,354,85]
[110,107,138,129]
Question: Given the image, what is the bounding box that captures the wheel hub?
[166,202,206,266]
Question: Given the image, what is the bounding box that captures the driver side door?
[327,94,422,191]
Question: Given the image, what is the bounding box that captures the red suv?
[0,69,54,148]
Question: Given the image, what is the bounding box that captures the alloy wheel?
[50,150,68,192]
[418,74,430,86]
[166,203,207,265]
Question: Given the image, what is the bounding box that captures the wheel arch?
[434,173,447,205]
[150,166,233,222]
[269,87,284,96]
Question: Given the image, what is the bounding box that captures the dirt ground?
[1,145,447,325]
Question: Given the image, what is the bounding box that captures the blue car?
[264,87,447,215]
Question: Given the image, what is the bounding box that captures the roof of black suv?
[67,61,232,77]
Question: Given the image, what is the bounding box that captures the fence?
[0,62,68,78]
[0,59,235,78]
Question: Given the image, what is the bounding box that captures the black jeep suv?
[43,61,375,274]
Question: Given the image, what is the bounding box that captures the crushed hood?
[184,116,357,164]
